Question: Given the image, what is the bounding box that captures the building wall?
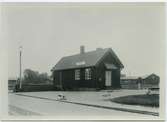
[112,69,121,88]
[120,79,139,89]
[95,52,121,89]
[53,67,97,90]
[120,75,160,89]
[142,75,159,89]
[53,52,122,90]
[53,71,61,88]
[143,75,160,84]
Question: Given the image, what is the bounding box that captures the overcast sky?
[2,3,165,78]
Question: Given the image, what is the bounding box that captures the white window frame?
[75,69,80,80]
[85,68,91,80]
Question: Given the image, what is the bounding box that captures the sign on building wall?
[76,61,86,66]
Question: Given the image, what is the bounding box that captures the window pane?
[85,68,91,80]
[75,69,80,80]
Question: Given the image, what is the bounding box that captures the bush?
[15,84,56,92]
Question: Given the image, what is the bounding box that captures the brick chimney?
[80,45,85,54]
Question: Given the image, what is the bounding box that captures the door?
[105,71,112,86]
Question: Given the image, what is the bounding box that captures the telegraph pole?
[19,46,22,89]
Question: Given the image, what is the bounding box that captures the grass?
[111,94,159,107]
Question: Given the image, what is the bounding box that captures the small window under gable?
[85,68,92,80]
[75,69,80,80]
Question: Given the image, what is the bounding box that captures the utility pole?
[19,46,22,89]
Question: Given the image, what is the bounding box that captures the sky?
[2,3,165,78]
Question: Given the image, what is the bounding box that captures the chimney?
[80,45,85,54]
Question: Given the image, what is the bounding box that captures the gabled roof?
[121,73,159,80]
[140,73,159,79]
[52,48,124,71]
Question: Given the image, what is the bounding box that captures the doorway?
[105,71,112,86]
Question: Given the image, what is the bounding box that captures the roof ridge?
[62,48,109,58]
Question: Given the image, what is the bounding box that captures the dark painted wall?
[53,51,122,90]
[95,51,121,89]
[53,67,97,90]
[112,69,121,88]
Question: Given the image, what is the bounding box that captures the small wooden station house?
[51,46,124,90]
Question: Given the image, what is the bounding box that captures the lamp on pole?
[19,46,22,89]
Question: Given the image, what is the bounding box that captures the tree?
[23,69,50,84]
[39,73,49,81]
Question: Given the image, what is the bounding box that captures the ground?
[8,89,159,119]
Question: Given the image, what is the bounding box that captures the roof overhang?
[105,63,118,70]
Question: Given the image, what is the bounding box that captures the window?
[75,69,80,80]
[85,68,91,80]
